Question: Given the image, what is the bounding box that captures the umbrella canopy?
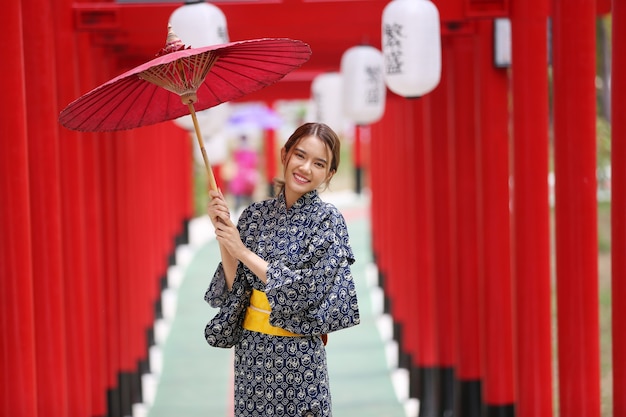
[59,36,311,132]
[58,26,311,191]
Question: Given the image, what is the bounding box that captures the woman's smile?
[293,172,310,184]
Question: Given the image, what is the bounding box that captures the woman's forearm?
[219,243,238,290]
[237,248,269,284]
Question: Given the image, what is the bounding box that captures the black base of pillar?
[409,366,440,417]
[456,379,482,417]
[147,327,155,348]
[439,367,455,416]
[410,365,421,400]
[354,166,363,195]
[485,404,515,417]
[119,372,133,417]
[167,250,177,267]
[107,386,122,417]
[393,322,411,369]
[154,296,163,320]
[175,218,190,247]
[168,218,189,267]
[376,271,391,314]
[117,368,143,416]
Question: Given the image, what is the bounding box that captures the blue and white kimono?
[205,190,360,417]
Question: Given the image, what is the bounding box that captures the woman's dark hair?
[274,122,341,192]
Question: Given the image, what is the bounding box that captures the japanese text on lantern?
[217,27,228,43]
[365,66,382,104]
[383,23,404,75]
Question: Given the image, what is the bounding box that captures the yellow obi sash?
[243,289,301,337]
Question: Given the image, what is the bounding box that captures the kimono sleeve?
[264,207,360,335]
[204,262,254,309]
[204,262,231,308]
[203,263,251,348]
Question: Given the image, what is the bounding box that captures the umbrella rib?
[61,77,140,131]
[92,78,151,130]
[94,78,155,131]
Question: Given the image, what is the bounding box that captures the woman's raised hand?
[207,189,248,260]
[207,189,231,228]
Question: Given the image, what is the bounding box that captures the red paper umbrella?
[59,26,311,190]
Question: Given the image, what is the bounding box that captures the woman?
[204,122,360,417]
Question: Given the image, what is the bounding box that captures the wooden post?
[22,0,69,413]
[450,29,483,417]
[613,1,626,415]
[0,2,37,415]
[429,37,457,416]
[476,18,515,417]
[510,0,553,415]
[552,1,601,415]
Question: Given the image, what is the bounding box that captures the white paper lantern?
[310,72,344,132]
[494,18,512,68]
[382,0,441,97]
[170,2,230,133]
[173,102,231,135]
[169,1,229,48]
[340,46,386,125]
[193,130,229,166]
[200,102,231,136]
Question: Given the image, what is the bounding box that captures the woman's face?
[281,135,334,207]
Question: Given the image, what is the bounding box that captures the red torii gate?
[1,1,193,416]
[0,0,623,417]
[370,1,619,417]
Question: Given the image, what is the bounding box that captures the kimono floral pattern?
[205,190,360,416]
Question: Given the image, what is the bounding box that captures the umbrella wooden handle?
[188,103,218,193]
